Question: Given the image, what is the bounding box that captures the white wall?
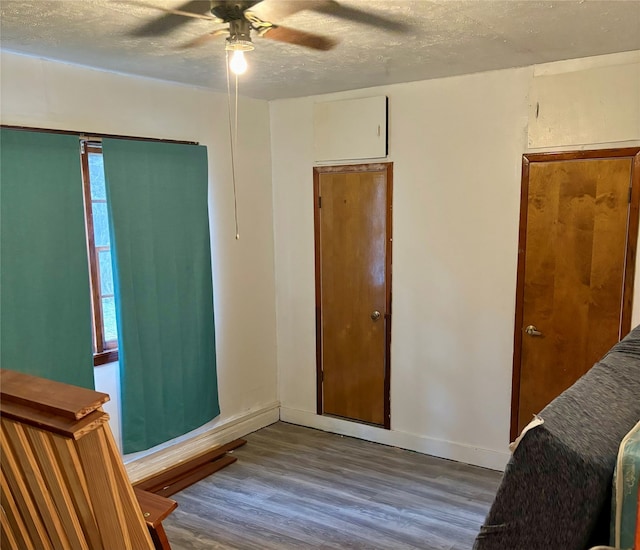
[271,68,531,470]
[0,51,279,455]
[3,48,639,472]
[270,51,640,471]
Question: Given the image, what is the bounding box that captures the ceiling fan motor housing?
[225,19,255,51]
[210,1,258,22]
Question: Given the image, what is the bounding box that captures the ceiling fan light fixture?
[229,49,248,75]
[225,38,255,52]
[226,17,255,51]
[225,16,254,75]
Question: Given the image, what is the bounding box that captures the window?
[80,141,118,366]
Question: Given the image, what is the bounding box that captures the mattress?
[473,325,640,550]
[611,420,640,549]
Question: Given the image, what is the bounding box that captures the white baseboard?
[125,401,280,484]
[123,402,509,482]
[280,406,510,471]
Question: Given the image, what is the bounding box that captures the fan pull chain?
[225,50,240,240]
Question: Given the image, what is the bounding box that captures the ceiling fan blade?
[179,28,229,49]
[260,25,337,51]
[312,0,409,33]
[128,1,215,37]
[246,0,311,22]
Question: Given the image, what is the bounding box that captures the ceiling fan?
[130,0,408,74]
[128,0,407,240]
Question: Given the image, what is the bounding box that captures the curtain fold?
[102,139,219,454]
[0,129,94,388]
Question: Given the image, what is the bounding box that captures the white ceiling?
[1,0,640,100]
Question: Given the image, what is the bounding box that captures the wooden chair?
[0,368,176,550]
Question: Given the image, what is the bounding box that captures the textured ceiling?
[1,0,640,100]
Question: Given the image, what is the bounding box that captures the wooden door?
[511,149,640,439]
[313,164,392,428]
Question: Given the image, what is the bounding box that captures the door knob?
[525,325,543,337]
[371,310,381,321]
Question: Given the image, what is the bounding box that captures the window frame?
[80,140,118,366]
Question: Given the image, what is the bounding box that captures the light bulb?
[229,50,247,75]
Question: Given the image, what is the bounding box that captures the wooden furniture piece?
[134,488,177,550]
[0,368,176,550]
[134,438,246,497]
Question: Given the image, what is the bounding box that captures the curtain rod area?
[1,125,198,146]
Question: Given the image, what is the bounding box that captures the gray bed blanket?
[473,326,640,550]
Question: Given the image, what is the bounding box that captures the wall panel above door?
[314,96,388,162]
[528,60,640,149]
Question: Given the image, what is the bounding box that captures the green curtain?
[0,129,95,389]
[102,138,219,454]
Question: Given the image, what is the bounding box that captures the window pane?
[102,297,118,342]
[92,202,111,247]
[98,250,114,295]
[88,152,106,200]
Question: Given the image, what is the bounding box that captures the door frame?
[510,147,640,441]
[313,163,393,429]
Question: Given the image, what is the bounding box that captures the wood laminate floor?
[163,422,502,550]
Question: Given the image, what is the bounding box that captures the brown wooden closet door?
[314,165,392,427]
[514,154,635,435]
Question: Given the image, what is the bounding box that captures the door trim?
[313,163,393,430]
[510,147,640,441]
